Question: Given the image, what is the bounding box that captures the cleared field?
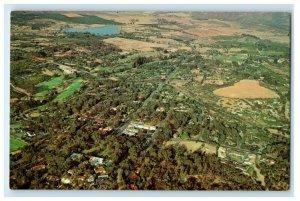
[35,76,65,99]
[55,78,82,102]
[42,68,55,76]
[62,13,83,18]
[92,12,157,25]
[213,80,279,99]
[103,37,167,52]
[10,137,27,152]
[165,140,217,154]
[58,64,76,75]
[185,23,240,37]
[171,80,187,88]
[10,83,31,97]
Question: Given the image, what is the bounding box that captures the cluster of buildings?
[36,153,110,186]
[123,121,156,136]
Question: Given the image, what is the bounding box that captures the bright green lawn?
[55,78,82,102]
[35,76,65,98]
[10,137,27,152]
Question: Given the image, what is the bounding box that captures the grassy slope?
[35,76,65,99]
[10,137,27,152]
[55,78,82,102]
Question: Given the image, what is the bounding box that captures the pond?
[64,26,120,35]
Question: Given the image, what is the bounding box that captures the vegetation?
[55,78,82,102]
[10,137,27,152]
[10,11,290,190]
[11,11,123,25]
[35,76,65,99]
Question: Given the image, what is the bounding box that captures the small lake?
[64,26,120,35]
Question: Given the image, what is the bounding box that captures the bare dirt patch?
[165,141,217,154]
[213,80,279,99]
[148,37,179,45]
[74,47,91,54]
[108,77,119,81]
[10,83,31,97]
[55,63,76,75]
[184,22,240,37]
[92,12,157,25]
[195,76,204,82]
[42,68,55,76]
[32,57,47,62]
[54,50,72,58]
[103,37,167,52]
[191,69,204,82]
[171,81,187,88]
[191,69,200,75]
[62,13,83,18]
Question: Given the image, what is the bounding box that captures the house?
[130,184,138,190]
[94,167,106,174]
[87,175,94,183]
[217,147,227,159]
[130,172,140,181]
[156,107,165,112]
[67,170,74,175]
[89,156,104,167]
[123,125,139,136]
[77,176,86,182]
[278,58,286,64]
[131,122,156,131]
[123,122,156,136]
[160,75,166,80]
[123,130,138,136]
[10,175,16,180]
[61,178,72,184]
[135,167,141,174]
[47,175,60,181]
[111,107,117,111]
[98,174,109,178]
[26,132,36,137]
[97,127,113,134]
[32,164,47,170]
[96,120,105,127]
[70,153,83,161]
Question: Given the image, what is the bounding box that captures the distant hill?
[11,11,123,25]
[191,12,291,34]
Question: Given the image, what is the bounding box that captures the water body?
[64,26,120,35]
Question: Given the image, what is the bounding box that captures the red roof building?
[94,167,106,174]
[77,176,86,181]
[32,164,47,170]
[130,184,138,190]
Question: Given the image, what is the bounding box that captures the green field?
[35,76,65,99]
[10,122,23,129]
[10,137,27,152]
[55,78,82,102]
